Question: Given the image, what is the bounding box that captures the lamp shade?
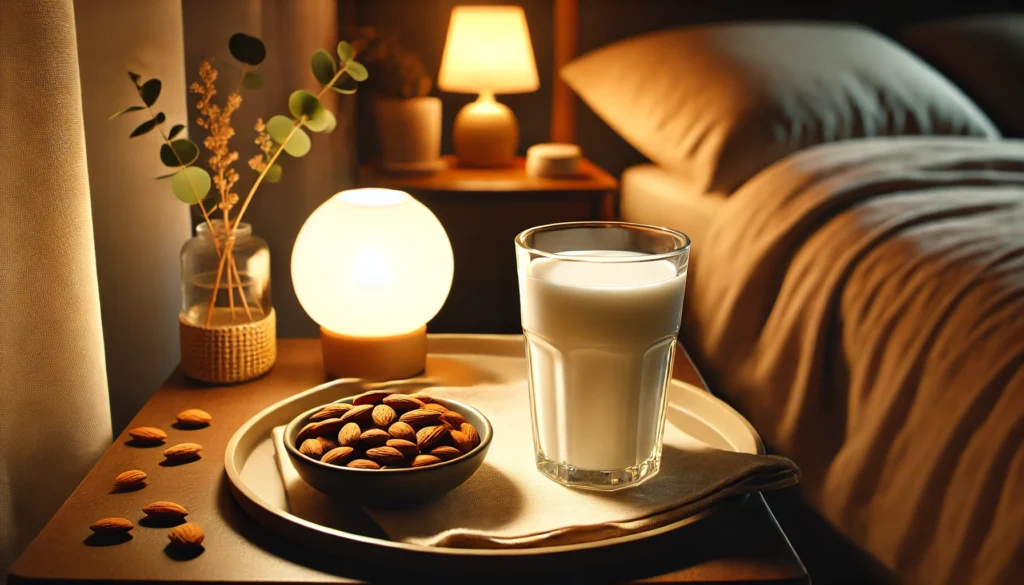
[291,188,453,338]
[438,5,539,94]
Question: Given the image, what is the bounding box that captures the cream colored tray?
[224,334,762,575]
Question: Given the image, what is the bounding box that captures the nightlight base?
[452,92,518,168]
[320,325,427,381]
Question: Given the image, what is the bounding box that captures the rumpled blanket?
[685,137,1024,585]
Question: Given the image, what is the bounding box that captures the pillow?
[903,14,1024,137]
[561,22,1000,194]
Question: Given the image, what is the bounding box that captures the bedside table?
[360,155,619,334]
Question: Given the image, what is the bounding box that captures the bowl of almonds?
[283,389,492,505]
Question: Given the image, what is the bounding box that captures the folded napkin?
[272,382,799,549]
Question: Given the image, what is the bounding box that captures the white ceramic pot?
[373,96,443,173]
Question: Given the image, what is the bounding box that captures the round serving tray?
[224,334,763,578]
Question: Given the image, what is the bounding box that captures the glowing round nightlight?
[291,188,453,379]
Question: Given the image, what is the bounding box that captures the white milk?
[522,252,686,471]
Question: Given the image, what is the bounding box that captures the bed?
[559,16,1024,585]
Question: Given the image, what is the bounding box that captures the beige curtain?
[182,0,358,337]
[74,0,192,432]
[0,0,112,574]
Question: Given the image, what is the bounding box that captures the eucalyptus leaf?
[288,90,321,119]
[346,60,368,82]
[264,163,283,183]
[310,50,336,85]
[266,115,296,143]
[160,139,200,167]
[109,105,144,120]
[154,112,166,124]
[337,41,355,63]
[168,124,185,139]
[171,166,212,204]
[304,107,336,133]
[129,118,157,138]
[331,74,358,94]
[241,71,264,90]
[282,127,311,157]
[140,79,161,106]
[128,71,141,84]
[229,33,266,65]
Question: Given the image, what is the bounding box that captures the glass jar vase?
[181,220,271,326]
[179,220,276,383]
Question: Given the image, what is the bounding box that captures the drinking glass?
[515,221,690,490]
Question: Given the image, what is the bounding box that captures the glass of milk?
[515,222,690,490]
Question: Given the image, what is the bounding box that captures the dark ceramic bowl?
[284,396,492,506]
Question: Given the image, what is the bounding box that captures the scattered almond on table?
[163,442,203,462]
[296,391,481,469]
[176,408,212,427]
[90,517,134,534]
[168,522,205,547]
[114,469,147,490]
[143,501,189,521]
[127,426,167,444]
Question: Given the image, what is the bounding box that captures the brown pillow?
[562,22,999,194]
[903,14,1024,137]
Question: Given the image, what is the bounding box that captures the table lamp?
[291,188,454,380]
[438,5,539,168]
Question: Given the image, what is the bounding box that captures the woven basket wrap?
[179,308,276,384]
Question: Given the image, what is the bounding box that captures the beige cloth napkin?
[272,382,799,549]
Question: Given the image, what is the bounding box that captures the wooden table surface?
[9,338,807,584]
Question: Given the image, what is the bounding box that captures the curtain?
[74,0,192,432]
[182,0,359,337]
[0,0,112,574]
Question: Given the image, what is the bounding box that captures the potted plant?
[355,28,443,174]
[110,33,367,383]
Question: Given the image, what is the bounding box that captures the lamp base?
[320,325,427,381]
[453,91,518,168]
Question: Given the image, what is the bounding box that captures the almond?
[430,446,463,461]
[296,422,321,443]
[142,501,188,520]
[114,469,147,489]
[366,446,405,465]
[412,454,442,467]
[299,438,325,459]
[450,430,475,454]
[127,426,167,444]
[90,517,134,533]
[168,522,204,547]
[399,408,442,428]
[340,403,374,425]
[321,446,355,466]
[382,394,425,412]
[163,442,202,461]
[352,390,393,406]
[442,411,468,428]
[309,403,352,421]
[347,459,381,470]
[410,393,434,404]
[312,417,346,436]
[386,438,419,458]
[359,428,391,448]
[423,403,448,413]
[176,408,212,427]
[371,404,397,428]
[387,421,416,442]
[337,422,362,447]
[461,422,481,446]
[317,436,339,452]
[416,425,447,449]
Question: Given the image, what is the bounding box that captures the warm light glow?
[291,188,454,338]
[438,5,539,94]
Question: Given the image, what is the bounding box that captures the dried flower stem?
[204,59,355,327]
[230,258,253,320]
